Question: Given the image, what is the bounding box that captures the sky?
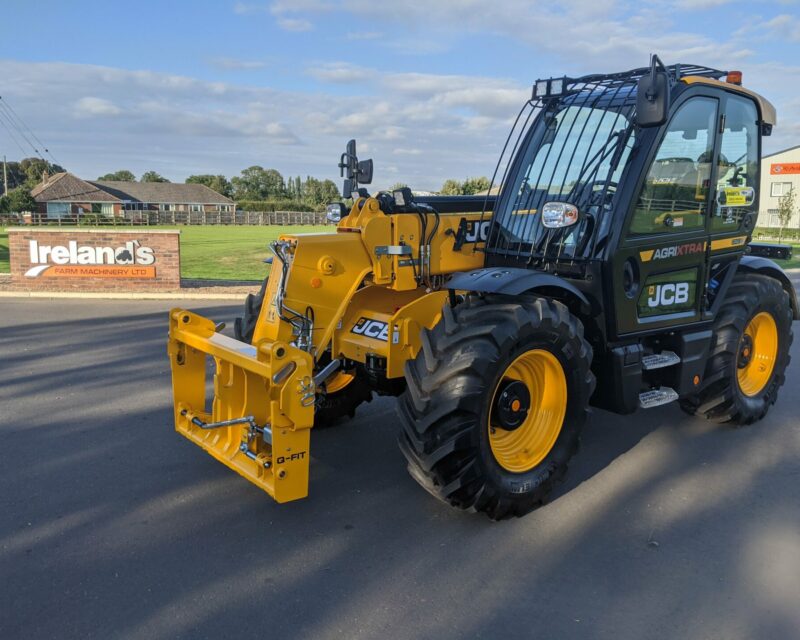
[0,0,799,192]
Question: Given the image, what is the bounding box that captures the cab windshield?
[488,88,637,262]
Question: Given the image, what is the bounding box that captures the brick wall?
[7,228,181,291]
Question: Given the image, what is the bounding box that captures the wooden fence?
[20,210,330,226]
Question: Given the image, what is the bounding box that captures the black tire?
[234,279,373,427]
[234,278,269,344]
[314,365,373,428]
[397,295,595,520]
[680,274,793,425]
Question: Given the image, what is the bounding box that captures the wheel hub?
[491,380,530,431]
[737,334,754,368]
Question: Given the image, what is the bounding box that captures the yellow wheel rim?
[737,311,778,397]
[325,371,355,394]
[488,349,567,473]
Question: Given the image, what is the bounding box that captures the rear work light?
[726,70,742,85]
[532,77,568,99]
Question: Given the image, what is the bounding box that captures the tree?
[776,187,796,242]
[461,176,491,195]
[303,177,340,206]
[98,170,136,181]
[440,179,463,195]
[5,187,36,213]
[140,171,170,183]
[1,161,26,191]
[19,158,66,187]
[186,174,233,197]
[231,166,286,200]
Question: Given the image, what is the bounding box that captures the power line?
[0,95,59,166]
[0,107,28,157]
[0,100,42,159]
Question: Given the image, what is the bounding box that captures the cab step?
[639,386,679,409]
[641,350,681,370]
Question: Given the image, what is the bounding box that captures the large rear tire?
[398,295,595,520]
[679,274,793,425]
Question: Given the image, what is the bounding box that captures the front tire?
[680,274,793,425]
[398,295,595,520]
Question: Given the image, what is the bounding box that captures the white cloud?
[276,17,313,31]
[0,59,522,189]
[305,62,375,83]
[74,97,122,117]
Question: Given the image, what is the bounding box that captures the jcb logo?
[351,317,389,341]
[647,282,690,308]
[465,220,491,243]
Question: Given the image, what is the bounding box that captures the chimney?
[42,169,49,183]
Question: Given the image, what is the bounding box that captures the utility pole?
[2,155,7,196]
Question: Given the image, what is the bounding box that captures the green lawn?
[0,227,797,279]
[0,225,334,280]
[164,225,334,280]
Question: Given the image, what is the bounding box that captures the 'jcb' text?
[647,282,690,308]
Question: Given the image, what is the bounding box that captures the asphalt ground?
[1,297,798,640]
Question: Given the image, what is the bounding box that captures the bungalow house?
[31,172,234,219]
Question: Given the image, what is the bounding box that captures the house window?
[47,202,71,218]
[190,204,202,213]
[159,204,175,212]
[771,182,792,197]
[218,204,231,212]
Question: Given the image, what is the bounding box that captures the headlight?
[541,202,579,228]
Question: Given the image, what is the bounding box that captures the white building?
[758,145,800,228]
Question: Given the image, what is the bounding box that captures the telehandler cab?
[168,57,797,519]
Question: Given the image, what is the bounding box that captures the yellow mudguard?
[167,309,314,502]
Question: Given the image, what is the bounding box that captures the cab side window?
[630,97,718,235]
[712,96,758,231]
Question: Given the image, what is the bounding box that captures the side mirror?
[637,55,670,128]
[338,138,373,193]
[357,159,373,184]
[636,70,670,127]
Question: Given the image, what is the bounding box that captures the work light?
[541,202,579,228]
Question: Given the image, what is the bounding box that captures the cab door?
[611,94,720,336]
[703,93,760,317]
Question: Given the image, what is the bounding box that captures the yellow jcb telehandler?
[168,57,796,519]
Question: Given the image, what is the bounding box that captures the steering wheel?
[583,180,618,207]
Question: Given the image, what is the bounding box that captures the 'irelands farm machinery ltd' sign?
[7,228,181,291]
[25,239,156,278]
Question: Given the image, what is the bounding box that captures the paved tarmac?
[1,297,798,639]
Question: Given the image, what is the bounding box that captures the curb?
[0,290,245,300]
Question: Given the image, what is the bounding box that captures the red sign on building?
[770,163,800,175]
